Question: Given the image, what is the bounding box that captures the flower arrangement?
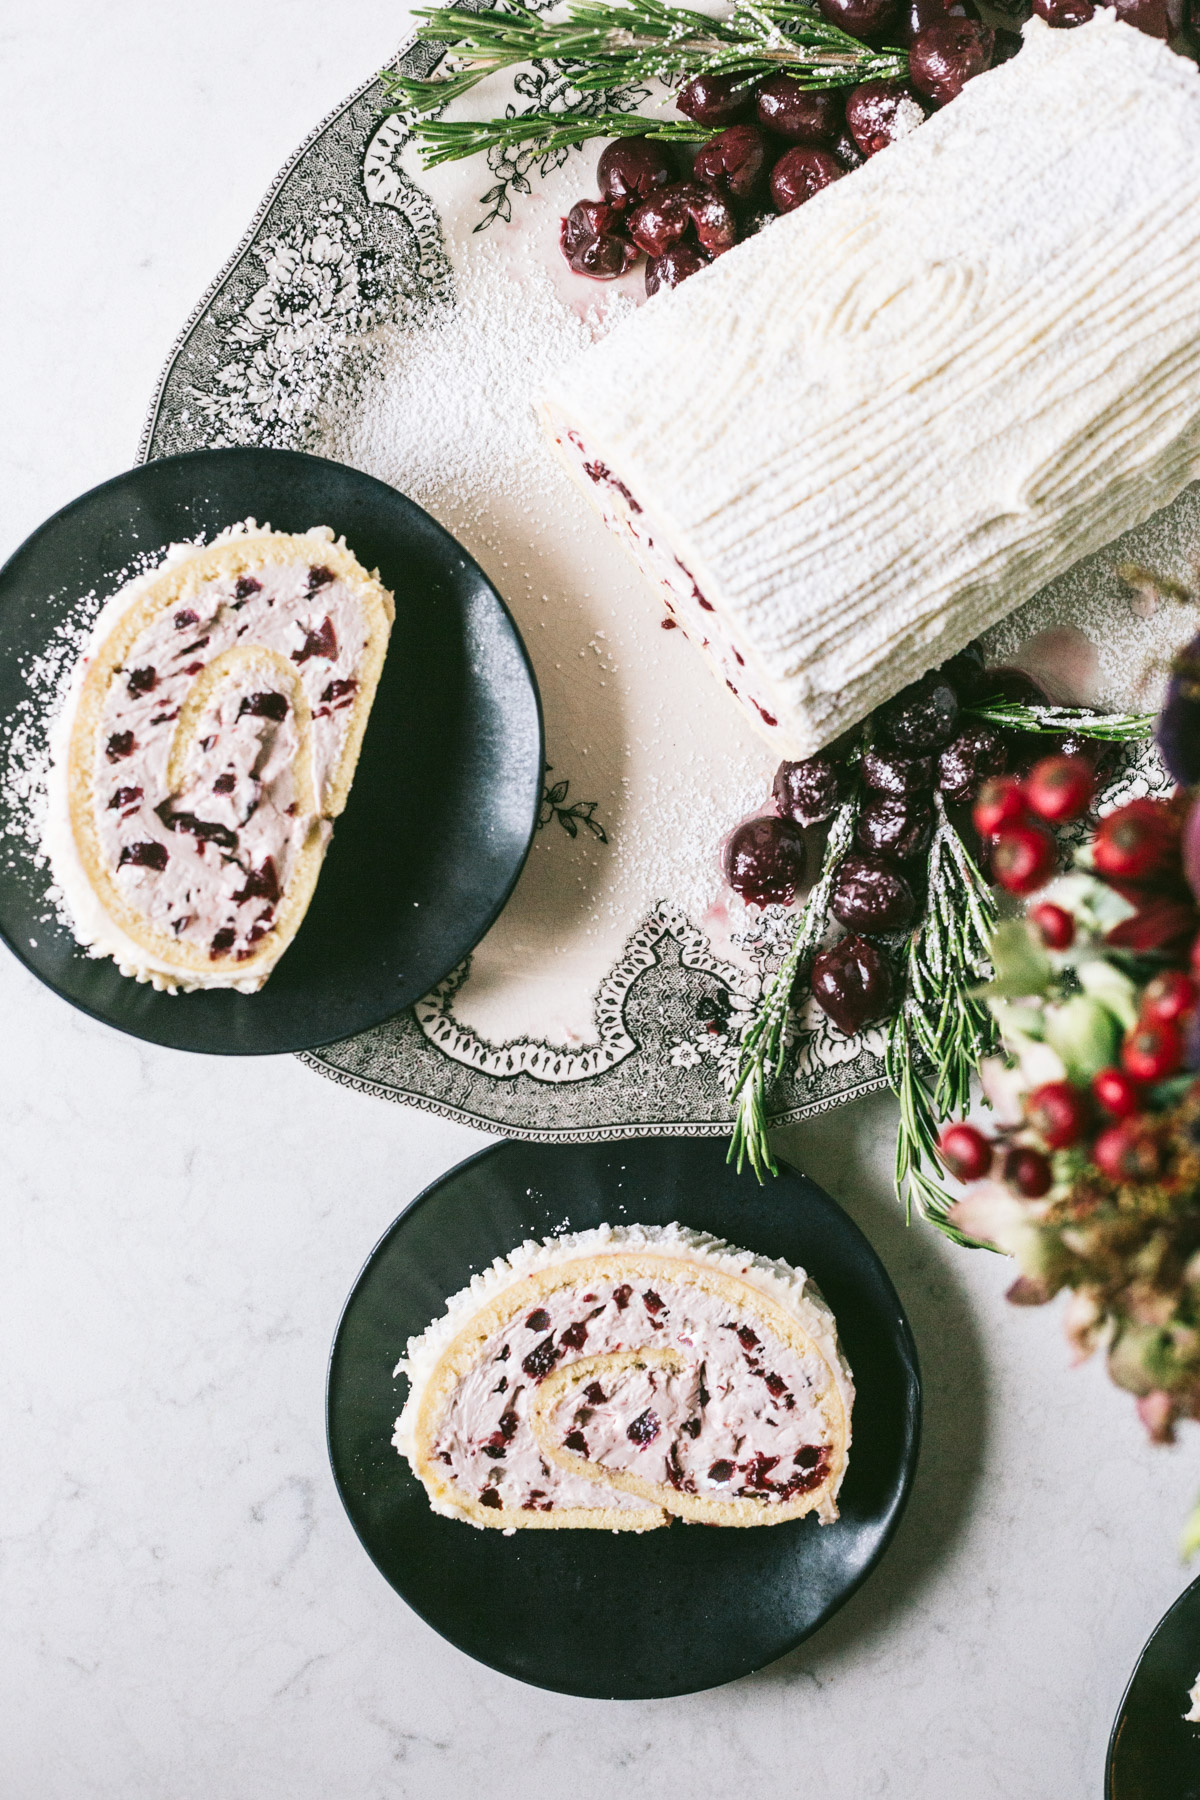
[942,630,1200,1548]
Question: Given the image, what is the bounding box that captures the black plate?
[0,448,542,1055]
[327,1136,921,1698]
[1108,1574,1200,1799]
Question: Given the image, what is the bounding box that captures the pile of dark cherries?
[559,0,1147,291]
[721,644,1116,1039]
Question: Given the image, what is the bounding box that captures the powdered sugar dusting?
[317,238,635,522]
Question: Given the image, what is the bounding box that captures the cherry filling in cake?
[91,559,369,963]
[430,1275,835,1515]
[551,427,783,736]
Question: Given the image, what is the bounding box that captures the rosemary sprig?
[727,794,858,1181]
[966,701,1155,742]
[382,0,907,155]
[408,112,712,166]
[886,802,999,1246]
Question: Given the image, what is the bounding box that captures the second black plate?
[1109,1573,1200,1800]
[0,447,543,1054]
[327,1136,921,1698]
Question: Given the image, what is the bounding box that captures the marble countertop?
[2,5,1197,1795]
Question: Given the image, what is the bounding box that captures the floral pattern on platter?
[136,8,1184,1142]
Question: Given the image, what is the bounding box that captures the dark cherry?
[708,1459,735,1482]
[937,640,988,702]
[1112,0,1171,34]
[628,184,695,257]
[830,853,917,931]
[174,609,199,629]
[1032,0,1094,18]
[676,71,757,127]
[612,1283,632,1310]
[560,199,638,280]
[909,20,994,104]
[525,1308,551,1331]
[232,858,281,906]
[627,1409,661,1446]
[232,576,262,603]
[693,124,770,200]
[831,131,866,172]
[773,754,842,826]
[126,666,157,697]
[292,616,338,664]
[846,80,926,156]
[991,24,1023,60]
[306,565,334,593]
[860,746,935,796]
[817,0,898,35]
[522,1337,561,1380]
[755,77,843,144]
[646,244,710,293]
[689,188,739,256]
[810,933,894,1035]
[769,146,843,213]
[597,136,674,207]
[117,841,169,872]
[238,691,289,721]
[900,0,979,43]
[723,815,808,907]
[878,672,960,752]
[856,794,933,861]
[105,731,136,762]
[936,724,1007,802]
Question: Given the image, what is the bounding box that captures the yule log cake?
[393,1223,853,1531]
[542,14,1200,758]
[43,525,393,993]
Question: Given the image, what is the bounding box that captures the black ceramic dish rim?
[1105,1568,1200,1797]
[0,447,545,1055]
[324,1138,924,1699]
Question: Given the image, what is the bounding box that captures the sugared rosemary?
[967,701,1155,742]
[382,0,907,166]
[886,802,998,1245]
[725,704,1158,1236]
[727,795,859,1182]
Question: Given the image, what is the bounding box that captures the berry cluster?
[717,644,1118,1038]
[971,753,1096,896]
[935,763,1200,1445]
[560,0,1011,292]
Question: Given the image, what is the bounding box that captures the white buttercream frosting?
[543,16,1200,756]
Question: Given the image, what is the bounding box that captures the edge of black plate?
[1106,1570,1200,1799]
[0,448,544,1055]
[325,1139,922,1699]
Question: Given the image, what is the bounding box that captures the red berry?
[973,775,1027,837]
[992,822,1057,896]
[1092,799,1181,885]
[1093,1121,1161,1183]
[938,1122,993,1181]
[1092,1066,1143,1120]
[1029,902,1075,950]
[1025,1081,1088,1149]
[1121,1019,1183,1084]
[1004,1146,1053,1197]
[1141,970,1196,1025]
[1023,754,1095,825]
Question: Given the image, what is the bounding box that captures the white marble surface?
[2,5,1198,1795]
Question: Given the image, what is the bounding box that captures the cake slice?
[542,14,1200,756]
[43,523,393,992]
[393,1223,853,1531]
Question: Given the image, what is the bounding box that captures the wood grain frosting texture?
[43,525,394,992]
[541,15,1200,756]
[393,1223,854,1532]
